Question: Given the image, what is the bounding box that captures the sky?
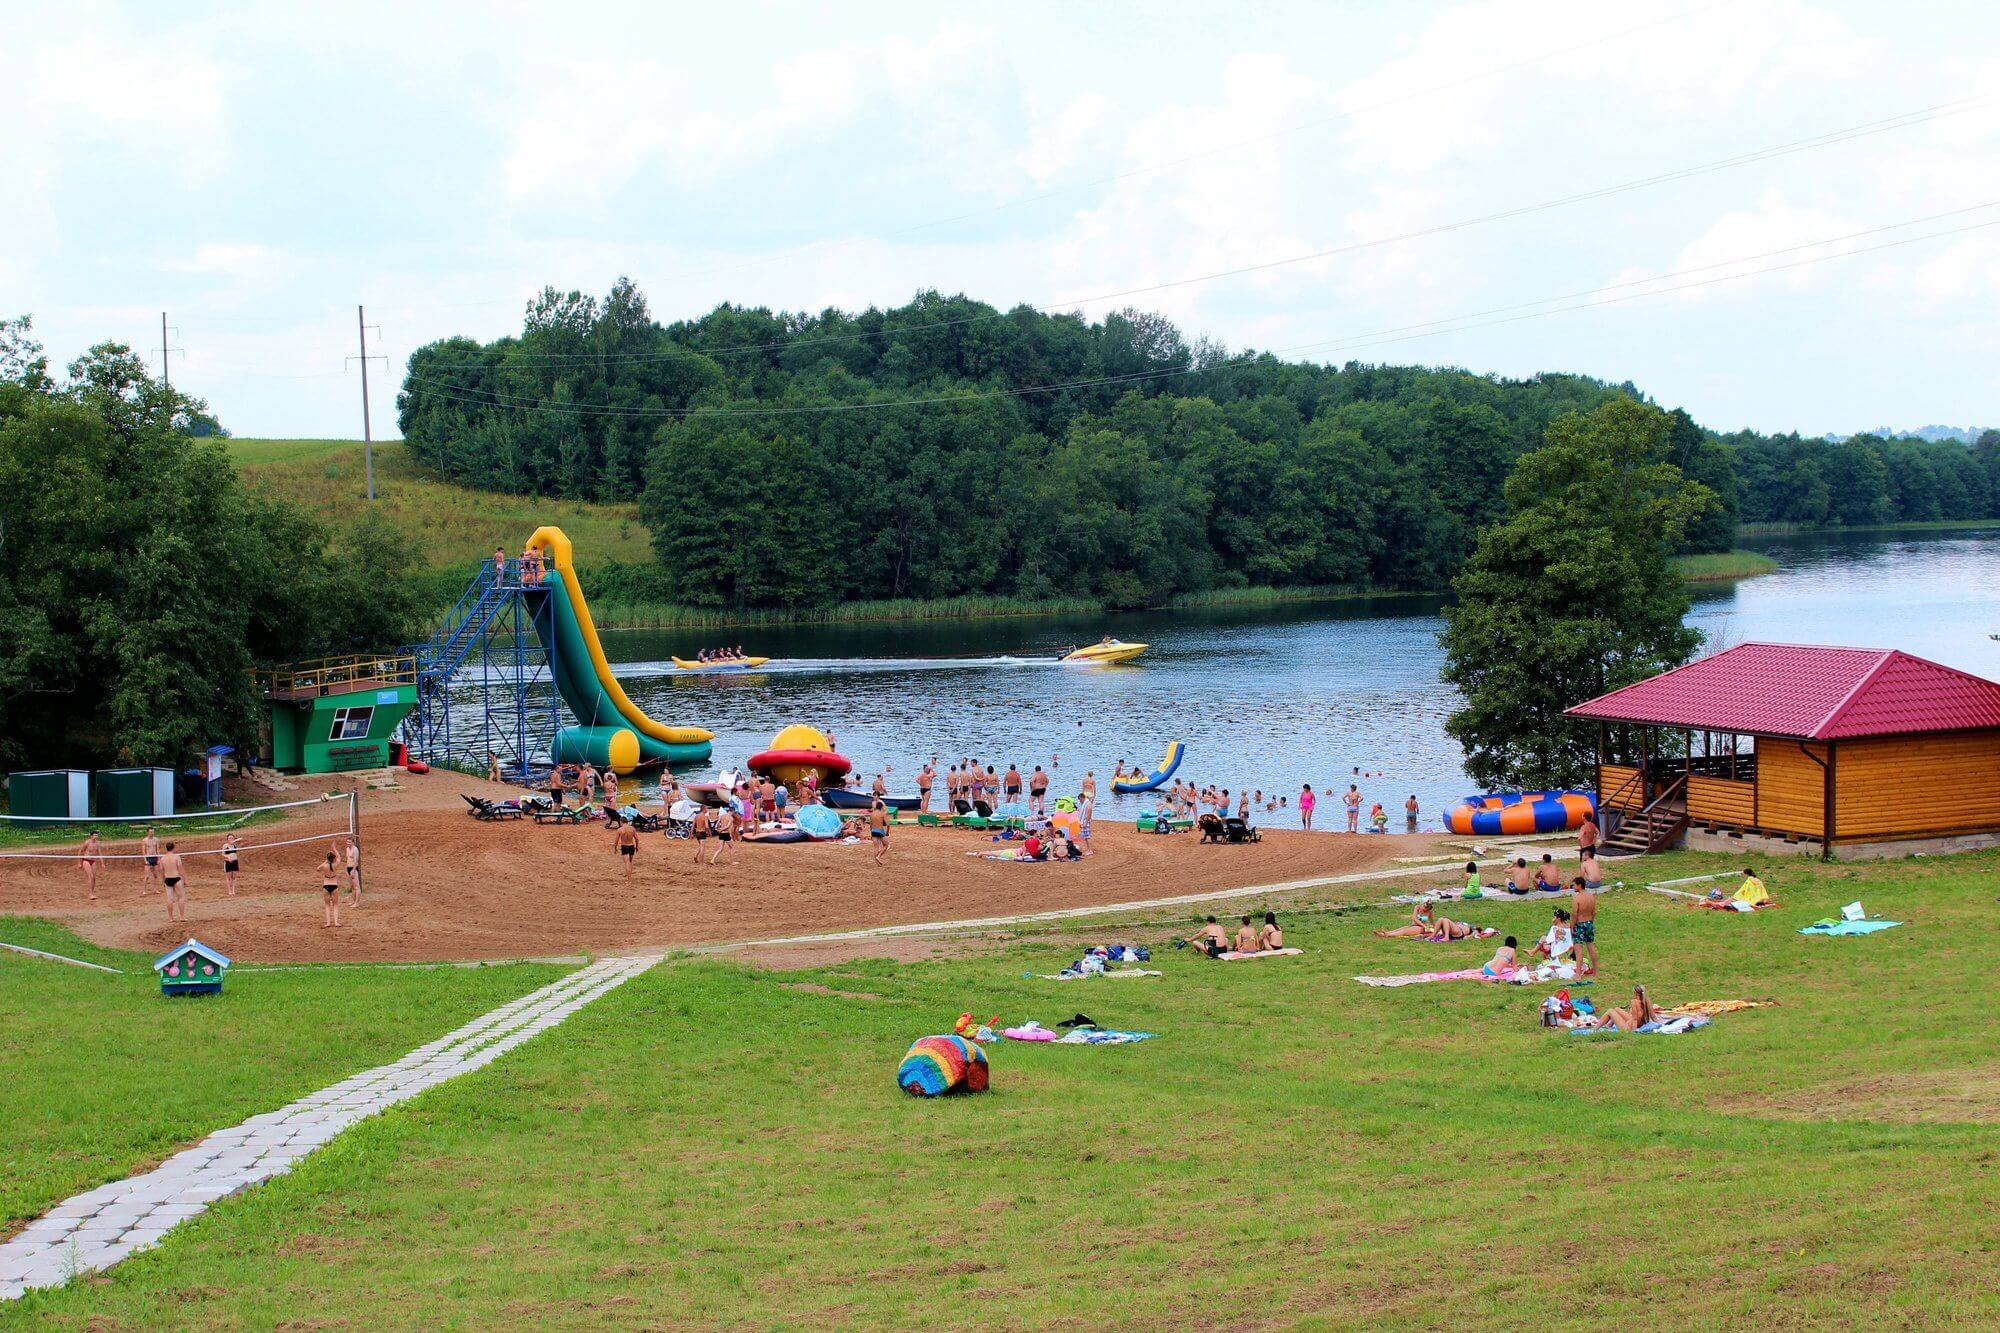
[5,0,1997,440]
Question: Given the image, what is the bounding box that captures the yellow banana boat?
[1060,639,1148,665]
[671,655,771,672]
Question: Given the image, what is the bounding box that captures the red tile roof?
[1565,642,2000,740]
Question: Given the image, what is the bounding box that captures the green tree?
[1439,397,1711,789]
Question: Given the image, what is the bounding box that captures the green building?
[263,655,419,774]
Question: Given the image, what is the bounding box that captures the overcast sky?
[7,0,1996,439]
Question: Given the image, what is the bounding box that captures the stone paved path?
[0,953,659,1301]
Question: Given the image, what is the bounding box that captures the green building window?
[330,705,376,740]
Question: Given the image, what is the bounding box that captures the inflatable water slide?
[1112,742,1186,794]
[522,526,714,772]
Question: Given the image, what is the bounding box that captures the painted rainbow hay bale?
[896,1034,990,1098]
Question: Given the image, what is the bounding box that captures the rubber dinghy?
[821,787,920,812]
[1112,741,1186,794]
[523,525,714,772]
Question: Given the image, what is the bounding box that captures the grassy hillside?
[227,438,652,571]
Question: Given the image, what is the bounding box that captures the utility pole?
[348,305,386,500]
[161,312,171,390]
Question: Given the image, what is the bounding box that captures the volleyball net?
[0,792,359,863]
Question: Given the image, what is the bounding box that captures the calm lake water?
[472,528,2000,827]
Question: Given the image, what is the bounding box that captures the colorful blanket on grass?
[1570,1014,1712,1036]
[1799,919,1900,936]
[1033,968,1162,980]
[1354,961,1578,988]
[1216,947,1305,962]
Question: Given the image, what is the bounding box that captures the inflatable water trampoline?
[1443,789,1596,837]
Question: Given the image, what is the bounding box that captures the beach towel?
[1034,968,1162,980]
[1570,1014,1711,1037]
[1056,1027,1154,1045]
[1354,967,1487,987]
[1216,947,1304,961]
[1353,961,1574,988]
[1799,919,1901,936]
[1661,999,1776,1018]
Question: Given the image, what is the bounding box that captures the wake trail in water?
[611,654,1059,680]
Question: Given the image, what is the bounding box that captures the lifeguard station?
[261,655,419,775]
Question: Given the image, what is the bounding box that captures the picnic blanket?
[1216,947,1305,962]
[1799,919,1900,936]
[1056,1027,1155,1045]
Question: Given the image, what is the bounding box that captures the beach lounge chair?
[462,794,524,821]
[1223,817,1262,844]
[1198,813,1226,843]
[532,802,591,826]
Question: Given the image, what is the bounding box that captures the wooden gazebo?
[1566,642,2000,858]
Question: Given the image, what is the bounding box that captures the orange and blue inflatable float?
[1444,789,1596,836]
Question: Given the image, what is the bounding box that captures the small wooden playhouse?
[1567,642,2000,859]
[154,939,231,997]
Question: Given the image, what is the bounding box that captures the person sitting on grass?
[1375,899,1437,937]
[1259,912,1283,951]
[1481,935,1519,978]
[1507,858,1534,894]
[1591,984,1657,1031]
[1187,915,1229,958]
[1233,914,1261,954]
[1534,854,1564,891]
[1533,908,1573,961]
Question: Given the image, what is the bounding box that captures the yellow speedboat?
[1059,639,1148,666]
[670,655,771,672]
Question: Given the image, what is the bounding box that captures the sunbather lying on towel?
[1427,915,1483,941]
[1375,900,1436,938]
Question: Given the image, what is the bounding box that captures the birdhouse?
[153,939,231,997]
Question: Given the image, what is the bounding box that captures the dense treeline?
[1725,428,2000,527]
[0,317,419,769]
[398,281,1996,610]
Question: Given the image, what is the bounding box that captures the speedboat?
[670,655,771,672]
[1059,639,1148,665]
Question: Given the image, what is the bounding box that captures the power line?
[346,306,387,500]
[478,95,1986,368]
[402,201,2000,421]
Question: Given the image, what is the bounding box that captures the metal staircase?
[401,559,554,779]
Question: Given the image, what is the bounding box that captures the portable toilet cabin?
[154,939,231,997]
[95,767,176,819]
[6,769,89,825]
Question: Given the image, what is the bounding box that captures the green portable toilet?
[95,768,176,819]
[6,770,89,824]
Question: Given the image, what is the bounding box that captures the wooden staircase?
[1602,776,1690,856]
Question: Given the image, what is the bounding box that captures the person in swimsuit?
[79,831,101,901]
[1077,786,1094,857]
[1571,878,1599,976]
[1405,794,1420,832]
[1233,914,1261,954]
[222,833,241,897]
[1507,858,1535,894]
[1236,789,1250,821]
[1481,936,1519,977]
[1004,765,1022,804]
[868,797,890,863]
[546,766,566,809]
[1259,912,1284,950]
[614,822,640,877]
[1535,853,1564,891]
[1186,915,1229,958]
[158,843,187,924]
[492,547,507,584]
[1376,899,1437,938]
[1344,784,1362,832]
[343,836,362,905]
[602,767,620,808]
[1577,813,1600,859]
[1299,785,1315,831]
[1595,984,1657,1032]
[141,827,162,893]
[918,761,935,812]
[708,805,733,866]
[1427,916,1477,942]
[691,807,712,862]
[1580,850,1604,889]
[320,849,341,927]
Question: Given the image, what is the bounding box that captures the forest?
[397,281,2000,610]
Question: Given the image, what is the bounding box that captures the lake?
[496,527,2000,826]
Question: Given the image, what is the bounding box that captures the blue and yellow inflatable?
[1112,742,1185,794]
[1444,789,1596,836]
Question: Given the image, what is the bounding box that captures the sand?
[0,769,1455,963]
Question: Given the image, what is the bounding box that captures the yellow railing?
[260,654,417,697]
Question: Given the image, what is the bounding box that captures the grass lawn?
[12,848,1999,1325]
[0,918,572,1236]
[227,438,653,570]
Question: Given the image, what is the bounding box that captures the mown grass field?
[9,848,1998,1326]
[0,919,571,1234]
